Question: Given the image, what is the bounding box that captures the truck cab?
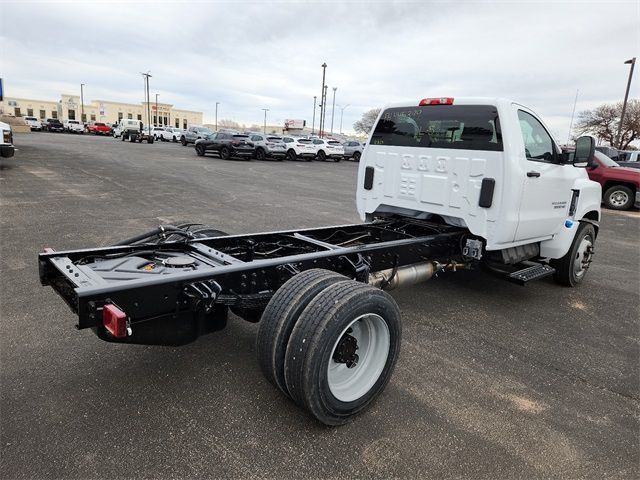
[357,97,601,261]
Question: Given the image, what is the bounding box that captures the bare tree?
[574,100,639,149]
[353,108,381,135]
[218,119,240,129]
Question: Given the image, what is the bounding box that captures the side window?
[517,110,555,162]
[283,137,292,143]
[313,139,322,144]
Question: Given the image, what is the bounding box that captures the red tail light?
[103,303,128,338]
[419,97,454,106]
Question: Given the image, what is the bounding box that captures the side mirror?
[573,135,595,167]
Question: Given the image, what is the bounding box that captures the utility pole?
[337,104,350,134]
[321,85,328,138]
[616,57,636,149]
[215,102,220,131]
[319,62,327,138]
[80,83,85,123]
[312,96,317,135]
[567,89,579,146]
[155,93,159,126]
[262,108,269,134]
[141,72,152,136]
[330,87,337,134]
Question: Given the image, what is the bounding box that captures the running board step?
[508,264,555,286]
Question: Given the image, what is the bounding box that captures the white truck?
[39,96,600,426]
[64,120,85,133]
[1,121,15,158]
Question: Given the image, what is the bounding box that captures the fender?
[540,177,601,259]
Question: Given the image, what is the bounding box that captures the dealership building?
[0,93,203,128]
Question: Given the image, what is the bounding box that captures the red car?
[587,151,640,210]
[87,122,112,135]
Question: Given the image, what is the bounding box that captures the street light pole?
[262,108,269,134]
[337,104,350,134]
[141,72,152,136]
[80,83,85,123]
[319,62,327,138]
[155,93,159,126]
[330,87,337,134]
[616,57,636,149]
[322,85,328,137]
[215,102,220,131]
[312,96,317,135]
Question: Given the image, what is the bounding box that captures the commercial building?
[0,93,202,128]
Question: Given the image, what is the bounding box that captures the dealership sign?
[284,119,305,130]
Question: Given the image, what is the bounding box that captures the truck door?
[514,108,576,241]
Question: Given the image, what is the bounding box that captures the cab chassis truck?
[39,98,601,425]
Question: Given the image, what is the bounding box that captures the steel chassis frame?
[39,217,467,344]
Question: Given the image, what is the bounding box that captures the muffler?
[369,262,438,290]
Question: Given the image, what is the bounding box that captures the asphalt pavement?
[1,132,638,479]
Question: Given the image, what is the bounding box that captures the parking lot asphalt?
[1,132,639,479]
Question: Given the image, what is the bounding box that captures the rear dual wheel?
[256,270,401,425]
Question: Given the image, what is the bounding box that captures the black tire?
[257,269,347,396]
[353,151,361,162]
[256,148,266,161]
[603,185,634,210]
[181,136,187,146]
[317,150,326,162]
[284,280,401,425]
[220,146,231,160]
[551,222,596,287]
[121,134,125,142]
[195,144,205,156]
[173,136,177,142]
[129,134,137,143]
[148,136,154,144]
[334,156,341,163]
[286,149,297,161]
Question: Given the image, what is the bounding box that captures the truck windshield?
[594,151,620,167]
[371,105,502,151]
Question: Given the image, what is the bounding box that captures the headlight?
[3,130,11,144]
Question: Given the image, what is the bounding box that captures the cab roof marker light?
[419,97,454,106]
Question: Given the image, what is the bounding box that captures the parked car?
[249,134,286,160]
[117,121,155,144]
[64,120,84,133]
[616,150,640,169]
[23,116,42,131]
[587,151,639,210]
[342,140,364,161]
[181,126,213,146]
[311,138,344,162]
[0,121,15,158]
[150,126,167,140]
[87,122,112,135]
[282,137,316,161]
[160,127,183,142]
[43,118,64,132]
[194,132,255,159]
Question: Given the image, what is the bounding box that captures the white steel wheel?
[284,280,401,425]
[573,234,594,280]
[327,313,390,402]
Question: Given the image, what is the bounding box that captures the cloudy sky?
[2,0,638,137]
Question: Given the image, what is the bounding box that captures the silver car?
[249,134,287,161]
[342,140,364,161]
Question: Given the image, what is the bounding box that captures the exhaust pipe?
[369,262,438,290]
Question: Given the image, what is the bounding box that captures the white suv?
[282,136,316,161]
[160,127,183,142]
[24,116,42,131]
[64,120,84,133]
[311,138,345,162]
[249,134,287,161]
[151,126,166,140]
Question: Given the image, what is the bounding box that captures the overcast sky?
[1,0,638,137]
